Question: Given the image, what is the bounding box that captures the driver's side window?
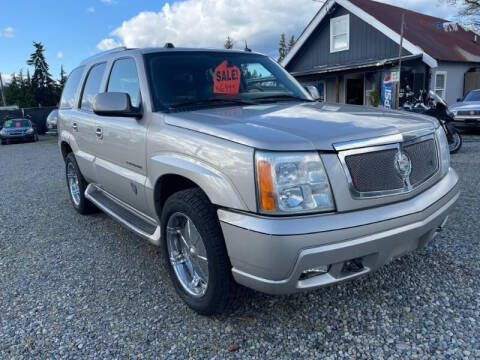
[107,58,141,107]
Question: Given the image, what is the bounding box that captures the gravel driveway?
[0,135,479,359]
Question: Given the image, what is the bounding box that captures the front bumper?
[219,168,459,295]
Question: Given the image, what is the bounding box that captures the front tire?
[447,128,462,153]
[161,188,238,315]
[65,153,97,215]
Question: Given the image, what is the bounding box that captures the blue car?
[0,118,39,145]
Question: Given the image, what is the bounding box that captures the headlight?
[255,151,335,214]
[435,126,450,174]
[26,128,34,134]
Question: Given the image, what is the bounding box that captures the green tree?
[224,36,234,49]
[278,33,287,62]
[27,41,57,106]
[4,73,20,106]
[287,35,295,53]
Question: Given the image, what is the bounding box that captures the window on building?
[434,71,447,99]
[330,14,350,53]
[107,58,141,107]
[80,62,107,112]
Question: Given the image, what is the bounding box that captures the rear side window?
[60,67,85,109]
[107,58,141,107]
[81,63,107,111]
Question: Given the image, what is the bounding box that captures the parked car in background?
[449,90,480,129]
[46,109,58,135]
[59,46,459,315]
[0,118,38,145]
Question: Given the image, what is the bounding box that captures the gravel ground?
[0,135,479,359]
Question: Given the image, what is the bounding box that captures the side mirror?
[93,92,142,119]
[304,85,321,101]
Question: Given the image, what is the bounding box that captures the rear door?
[75,62,108,182]
[94,57,149,213]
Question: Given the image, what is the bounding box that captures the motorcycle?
[403,90,462,154]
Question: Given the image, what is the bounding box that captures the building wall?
[430,62,475,104]
[286,5,410,74]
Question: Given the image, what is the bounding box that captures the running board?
[85,184,161,246]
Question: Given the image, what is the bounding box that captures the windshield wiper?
[254,94,314,103]
[168,98,256,111]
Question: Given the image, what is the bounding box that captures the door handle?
[72,122,78,132]
[95,127,103,139]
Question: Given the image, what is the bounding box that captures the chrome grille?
[403,139,438,186]
[340,135,439,198]
[344,149,403,192]
[458,110,480,116]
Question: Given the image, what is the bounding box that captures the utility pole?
[0,72,6,107]
[396,13,405,109]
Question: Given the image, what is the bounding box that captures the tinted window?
[464,90,480,102]
[81,63,107,111]
[60,67,85,109]
[107,58,141,107]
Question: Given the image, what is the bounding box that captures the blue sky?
[0,0,460,83]
[0,0,167,81]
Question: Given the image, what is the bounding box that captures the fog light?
[300,265,330,280]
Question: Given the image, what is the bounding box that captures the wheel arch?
[149,153,248,215]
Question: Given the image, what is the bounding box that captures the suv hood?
[165,102,437,151]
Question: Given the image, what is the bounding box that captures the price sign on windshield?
[213,61,241,95]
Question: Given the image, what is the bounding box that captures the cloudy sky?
[0,0,463,84]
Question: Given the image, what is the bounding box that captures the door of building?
[346,78,364,105]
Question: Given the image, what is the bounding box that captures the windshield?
[463,90,480,102]
[3,119,30,128]
[144,51,312,111]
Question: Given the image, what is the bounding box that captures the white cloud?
[1,73,12,84]
[57,51,64,59]
[87,6,95,13]
[100,0,117,3]
[96,0,461,56]
[0,27,15,38]
[98,0,320,56]
[97,38,123,51]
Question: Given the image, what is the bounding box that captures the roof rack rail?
[80,46,128,65]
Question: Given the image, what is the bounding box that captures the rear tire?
[161,188,238,315]
[65,152,98,215]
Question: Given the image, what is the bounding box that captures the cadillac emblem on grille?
[394,150,412,185]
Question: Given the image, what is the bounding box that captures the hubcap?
[66,162,81,206]
[166,212,209,297]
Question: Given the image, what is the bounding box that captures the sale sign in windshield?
[214,61,241,95]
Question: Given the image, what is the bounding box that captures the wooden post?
[336,75,340,103]
[396,13,405,109]
[0,72,6,107]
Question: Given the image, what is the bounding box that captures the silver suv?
[58,46,459,315]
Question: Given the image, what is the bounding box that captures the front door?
[94,57,149,213]
[346,78,364,105]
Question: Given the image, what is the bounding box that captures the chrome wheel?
[66,162,81,206]
[166,212,209,297]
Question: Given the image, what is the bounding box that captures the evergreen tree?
[56,65,68,99]
[224,36,234,49]
[4,73,20,106]
[26,41,56,106]
[278,33,287,62]
[287,35,295,53]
